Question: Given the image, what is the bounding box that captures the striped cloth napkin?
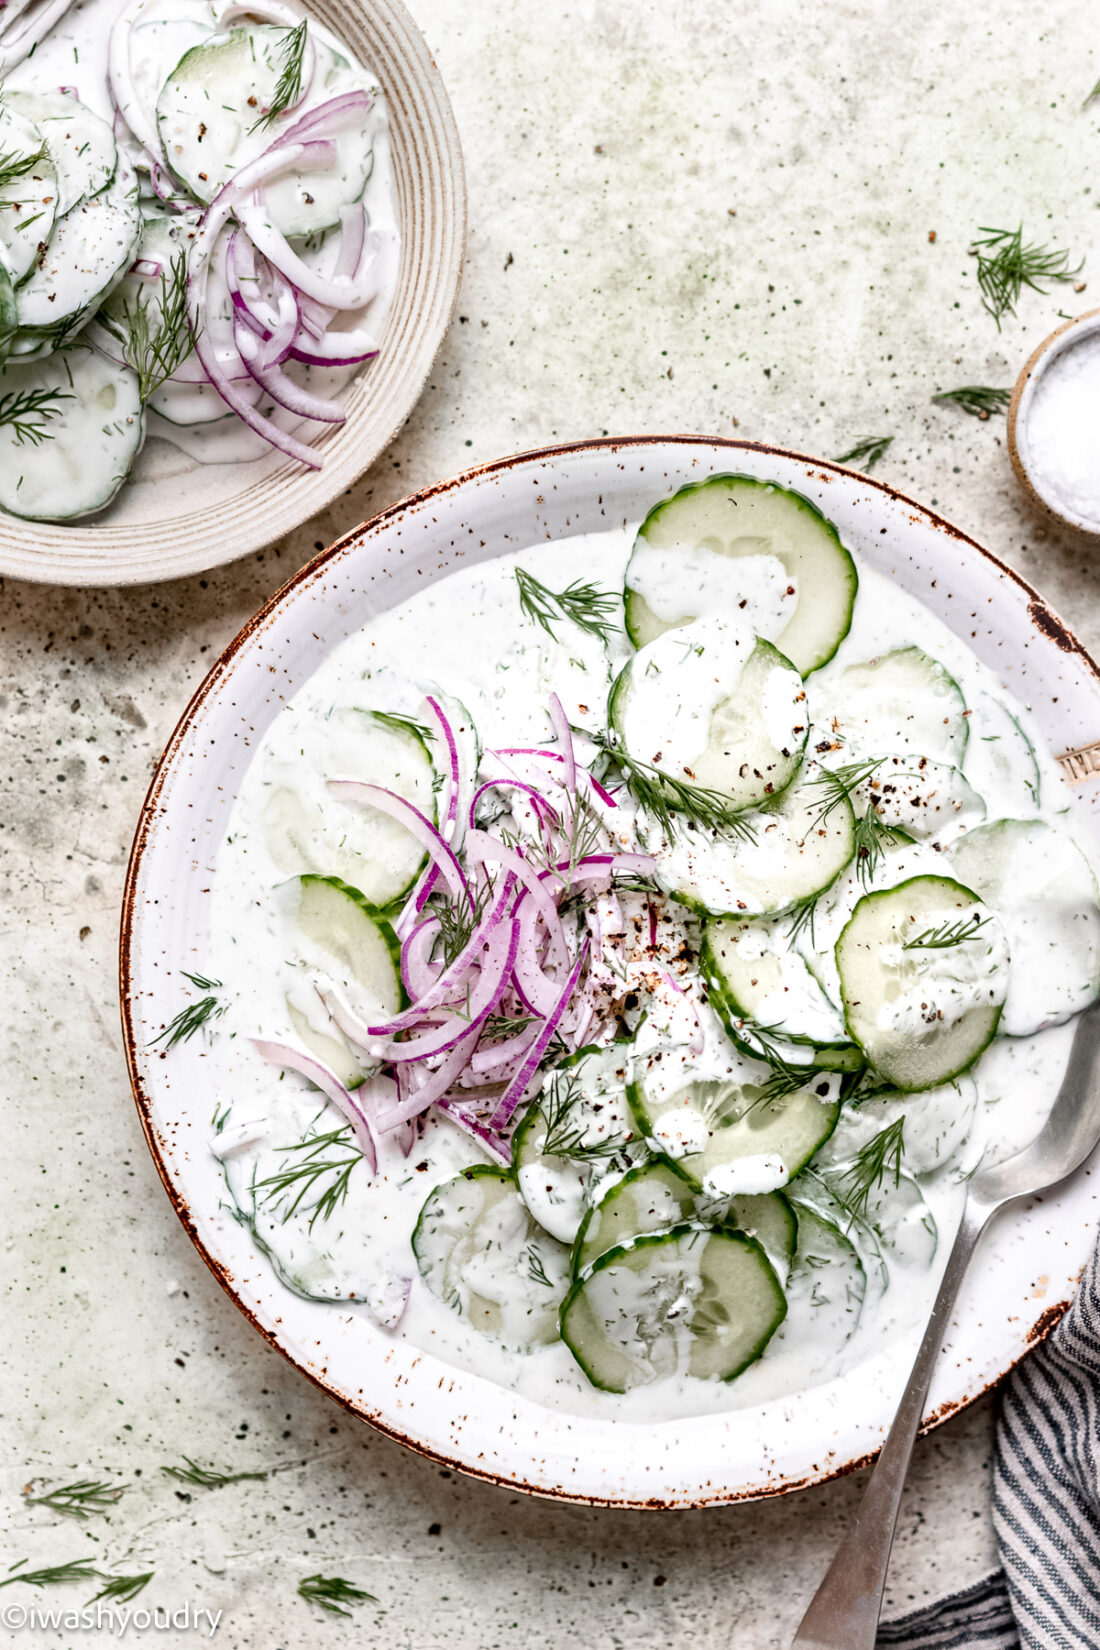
[876,1239,1100,1648]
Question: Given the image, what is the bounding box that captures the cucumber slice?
[0,347,144,521]
[573,1161,696,1273]
[703,914,854,1052]
[623,475,858,675]
[7,90,117,216]
[836,874,1007,1090]
[0,267,18,357]
[962,694,1041,817]
[15,164,141,339]
[651,762,855,918]
[276,872,402,1080]
[628,1065,841,1195]
[156,25,377,237]
[948,820,1100,1035]
[412,1166,570,1349]
[560,1225,786,1391]
[857,755,985,846]
[512,1048,641,1242]
[818,1075,978,1175]
[825,648,968,763]
[609,617,808,815]
[262,708,435,907]
[861,1171,937,1270]
[0,105,58,285]
[767,1201,866,1369]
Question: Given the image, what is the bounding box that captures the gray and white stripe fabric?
[877,1238,1100,1648]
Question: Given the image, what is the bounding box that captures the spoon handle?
[790,1197,991,1650]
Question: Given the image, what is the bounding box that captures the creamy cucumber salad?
[0,0,397,521]
[191,476,1100,1420]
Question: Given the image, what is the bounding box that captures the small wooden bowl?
[1007,308,1100,539]
[0,0,466,588]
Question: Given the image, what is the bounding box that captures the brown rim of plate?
[1007,307,1100,539]
[118,433,1094,1508]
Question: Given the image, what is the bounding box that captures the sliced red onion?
[237,195,379,310]
[272,87,374,146]
[368,875,515,1036]
[250,1037,378,1172]
[435,1099,512,1164]
[235,316,347,422]
[188,141,338,465]
[488,944,590,1131]
[466,830,569,970]
[401,916,442,999]
[130,257,162,278]
[469,1017,541,1074]
[327,780,472,908]
[376,1030,480,1128]
[469,777,559,834]
[658,968,705,1056]
[373,920,518,1061]
[547,694,577,795]
[491,747,618,809]
[511,897,569,1018]
[288,328,378,367]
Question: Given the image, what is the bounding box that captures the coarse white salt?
[1024,327,1100,531]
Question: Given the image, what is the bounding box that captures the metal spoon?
[792,1000,1100,1650]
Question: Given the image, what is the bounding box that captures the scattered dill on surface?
[970,226,1083,329]
[152,971,226,1049]
[931,385,1011,419]
[24,1480,127,1519]
[256,1126,362,1229]
[297,1574,377,1616]
[160,1457,268,1487]
[834,436,893,472]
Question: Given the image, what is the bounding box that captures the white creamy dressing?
[626,545,798,638]
[8,0,400,466]
[209,526,1095,1421]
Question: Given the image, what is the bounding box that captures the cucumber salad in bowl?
[0,0,397,521]
[193,475,1100,1419]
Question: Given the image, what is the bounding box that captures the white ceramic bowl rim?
[120,435,1100,1508]
[1014,309,1100,534]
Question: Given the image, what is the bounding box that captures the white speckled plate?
[120,437,1100,1507]
[0,0,465,589]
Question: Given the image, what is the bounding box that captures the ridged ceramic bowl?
[120,437,1100,1508]
[0,0,466,588]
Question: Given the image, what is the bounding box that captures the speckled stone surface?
[2,1,1099,1644]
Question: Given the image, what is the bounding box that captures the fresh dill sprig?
[370,709,433,743]
[586,727,757,845]
[785,891,819,945]
[24,1480,127,1519]
[827,1118,906,1221]
[482,1011,535,1042]
[0,385,73,447]
[1086,77,1100,108]
[537,1074,629,1162]
[252,18,309,131]
[931,385,1011,420]
[0,1557,99,1590]
[256,1126,362,1229]
[152,971,226,1049]
[297,1574,377,1616]
[103,252,193,402]
[0,143,46,192]
[835,436,893,472]
[88,1573,153,1605]
[526,1245,553,1287]
[902,913,990,951]
[431,882,490,968]
[807,759,894,884]
[161,1457,268,1488]
[970,226,1083,329]
[740,1022,818,1105]
[515,567,619,645]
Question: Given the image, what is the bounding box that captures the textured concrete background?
[3,1,1100,1644]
